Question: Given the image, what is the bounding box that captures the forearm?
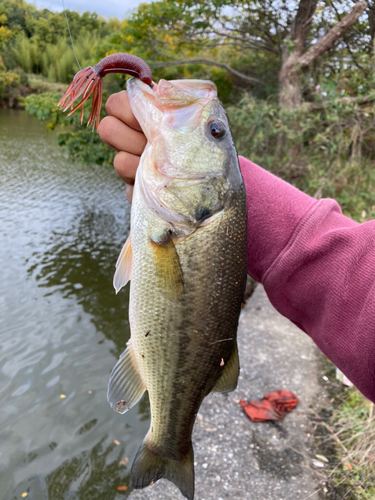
[239,156,375,402]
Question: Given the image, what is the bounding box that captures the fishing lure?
[58,53,153,130]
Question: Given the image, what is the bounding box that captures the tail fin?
[131,439,194,500]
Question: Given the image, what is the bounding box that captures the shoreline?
[0,73,65,110]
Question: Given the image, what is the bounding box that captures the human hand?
[98,90,147,203]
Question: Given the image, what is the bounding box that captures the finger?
[113,151,139,184]
[105,91,142,131]
[98,116,147,156]
[126,184,134,204]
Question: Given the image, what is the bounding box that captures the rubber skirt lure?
[58,53,153,130]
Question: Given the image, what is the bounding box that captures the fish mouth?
[127,78,219,136]
[159,80,218,134]
[127,77,232,231]
[154,79,217,108]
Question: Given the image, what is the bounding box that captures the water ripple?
[0,110,150,499]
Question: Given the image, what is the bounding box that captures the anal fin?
[212,342,240,393]
[107,339,146,414]
[131,438,194,500]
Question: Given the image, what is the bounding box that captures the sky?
[28,0,148,19]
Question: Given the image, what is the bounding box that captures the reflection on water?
[13,437,128,500]
[27,208,130,356]
[0,110,150,500]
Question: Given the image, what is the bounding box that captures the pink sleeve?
[239,156,375,403]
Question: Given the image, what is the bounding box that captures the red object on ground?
[240,390,298,422]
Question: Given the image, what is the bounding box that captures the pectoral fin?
[107,339,146,414]
[150,230,184,300]
[212,342,240,393]
[113,234,132,294]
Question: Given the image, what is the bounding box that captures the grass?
[312,359,375,499]
[328,389,375,498]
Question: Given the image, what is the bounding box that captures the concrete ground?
[130,285,322,500]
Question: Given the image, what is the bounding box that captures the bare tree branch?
[210,29,279,53]
[292,0,319,54]
[343,34,366,71]
[162,23,277,53]
[369,0,375,47]
[307,94,375,110]
[329,1,366,71]
[151,59,263,84]
[279,0,320,107]
[298,1,368,69]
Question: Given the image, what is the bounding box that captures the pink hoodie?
[239,156,375,403]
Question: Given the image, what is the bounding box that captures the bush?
[0,68,20,105]
[24,91,61,123]
[228,94,375,220]
[24,90,115,165]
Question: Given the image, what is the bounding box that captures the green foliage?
[26,74,66,94]
[328,387,375,499]
[0,24,12,47]
[101,0,371,100]
[24,90,115,166]
[24,91,61,124]
[0,0,120,84]
[0,65,19,104]
[56,128,115,166]
[313,358,375,500]
[96,1,269,101]
[228,92,375,220]
[1,0,369,104]
[0,0,124,106]
[10,27,94,83]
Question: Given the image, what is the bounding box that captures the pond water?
[0,109,150,500]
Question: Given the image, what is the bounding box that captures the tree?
[117,0,369,107]
[0,14,13,48]
[280,1,367,107]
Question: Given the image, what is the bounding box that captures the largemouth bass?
[108,78,247,499]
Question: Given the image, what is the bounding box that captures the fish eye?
[208,120,226,139]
